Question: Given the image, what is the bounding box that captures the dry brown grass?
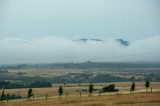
[0,92,160,106]
[1,82,160,98]
[0,82,160,106]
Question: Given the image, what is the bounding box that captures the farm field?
[0,82,160,106]
[1,63,160,85]
[0,92,160,106]
[0,82,160,98]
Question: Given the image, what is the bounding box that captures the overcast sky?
[0,0,160,64]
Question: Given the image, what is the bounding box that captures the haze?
[0,0,160,64]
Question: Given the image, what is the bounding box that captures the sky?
[0,0,160,64]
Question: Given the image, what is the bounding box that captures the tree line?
[0,81,151,102]
[0,80,52,89]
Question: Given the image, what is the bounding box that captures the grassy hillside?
[0,82,160,98]
[0,92,160,106]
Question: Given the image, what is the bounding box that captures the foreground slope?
[1,92,160,106]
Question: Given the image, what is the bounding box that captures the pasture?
[0,82,160,106]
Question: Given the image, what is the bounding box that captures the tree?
[130,82,135,93]
[28,88,33,99]
[145,80,150,92]
[1,90,5,101]
[58,86,63,97]
[89,84,94,94]
[6,93,9,102]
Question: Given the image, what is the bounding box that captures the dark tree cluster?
[58,86,63,97]
[89,84,94,94]
[0,90,22,101]
[28,88,33,99]
[102,84,119,92]
[0,80,52,89]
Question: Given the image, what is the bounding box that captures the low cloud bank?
[0,36,160,64]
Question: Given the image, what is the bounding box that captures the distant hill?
[72,38,104,42]
[1,61,160,70]
[115,39,129,46]
[72,38,129,46]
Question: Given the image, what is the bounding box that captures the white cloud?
[0,36,160,64]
